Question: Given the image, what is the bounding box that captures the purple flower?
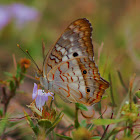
[0,3,39,30]
[11,4,39,27]
[0,6,11,30]
[32,83,54,112]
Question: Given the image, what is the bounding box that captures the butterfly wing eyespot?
[82,70,87,74]
[86,88,90,93]
[73,52,79,57]
[41,18,109,106]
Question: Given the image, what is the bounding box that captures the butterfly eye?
[83,70,87,74]
[35,70,42,79]
[35,72,39,78]
[86,88,90,92]
[73,52,78,57]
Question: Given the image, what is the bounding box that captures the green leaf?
[0,108,3,117]
[80,120,87,127]
[87,124,95,131]
[46,112,64,135]
[56,134,72,140]
[91,136,101,139]
[4,72,13,77]
[102,95,108,100]
[0,116,8,135]
[75,103,88,111]
[24,111,39,135]
[51,111,63,127]
[9,80,15,91]
[92,118,125,126]
[38,119,52,129]
[27,104,42,116]
[135,90,140,98]
[16,63,26,82]
[16,64,21,78]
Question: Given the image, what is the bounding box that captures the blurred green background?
[0,0,140,139]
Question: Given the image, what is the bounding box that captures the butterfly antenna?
[42,40,45,60]
[17,44,41,71]
[42,40,48,71]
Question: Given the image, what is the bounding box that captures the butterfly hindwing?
[47,57,109,106]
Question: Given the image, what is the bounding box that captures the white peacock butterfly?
[19,18,109,118]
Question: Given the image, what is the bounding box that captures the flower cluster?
[20,58,31,69]
[25,83,63,138]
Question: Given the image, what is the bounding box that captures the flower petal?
[47,92,54,100]
[11,4,39,27]
[32,83,38,99]
[0,6,11,30]
[32,84,54,112]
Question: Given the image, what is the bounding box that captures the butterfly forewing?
[42,18,109,106]
[44,18,94,75]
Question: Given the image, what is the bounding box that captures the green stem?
[109,73,116,107]
[100,112,113,140]
[129,87,132,111]
[117,71,128,92]
[98,102,106,131]
[52,130,56,140]
[134,134,140,140]
[124,122,127,137]
[75,104,80,129]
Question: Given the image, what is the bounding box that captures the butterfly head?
[35,69,49,92]
[35,69,43,80]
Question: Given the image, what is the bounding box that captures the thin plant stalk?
[117,70,128,93]
[109,73,116,107]
[75,104,80,129]
[101,112,114,140]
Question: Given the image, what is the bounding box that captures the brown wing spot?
[99,84,103,90]
[67,61,70,68]
[67,73,70,76]
[49,54,60,64]
[52,74,54,80]
[60,75,64,82]
[59,86,70,97]
[62,74,69,82]
[67,84,70,97]
[47,63,52,68]
[71,76,73,82]
[96,90,103,99]
[96,85,104,99]
[66,73,73,82]
[100,77,110,89]
[78,90,83,99]
[72,67,75,76]
[83,58,86,62]
[89,99,96,105]
[58,66,62,74]
[51,49,62,61]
